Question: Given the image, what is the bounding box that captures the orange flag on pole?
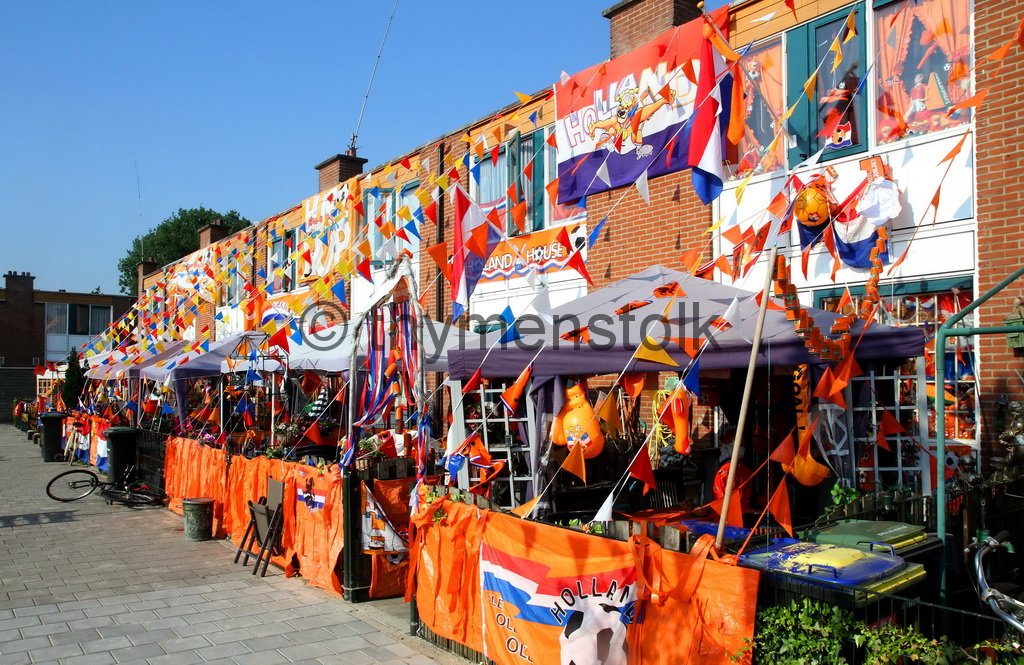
[787,417,829,486]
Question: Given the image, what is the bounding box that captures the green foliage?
[745,597,860,664]
[742,597,1024,664]
[117,207,250,295]
[61,348,85,413]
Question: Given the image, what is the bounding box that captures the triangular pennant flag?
[500,364,532,414]
[303,421,322,445]
[628,449,657,491]
[788,417,829,486]
[635,169,650,204]
[498,305,520,343]
[426,242,452,285]
[592,491,615,521]
[767,479,794,536]
[635,336,680,367]
[596,159,611,187]
[268,326,290,354]
[462,368,484,394]
[510,495,541,518]
[596,392,621,436]
[769,431,797,465]
[682,359,701,397]
[587,217,607,249]
[710,490,745,527]
[836,287,852,312]
[561,440,587,484]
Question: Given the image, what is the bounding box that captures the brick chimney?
[136,258,158,295]
[603,0,701,58]
[198,219,230,248]
[315,148,368,192]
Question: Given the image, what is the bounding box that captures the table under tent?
[443,265,928,530]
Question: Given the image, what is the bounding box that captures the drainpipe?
[935,264,1024,602]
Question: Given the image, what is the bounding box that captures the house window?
[818,276,976,443]
[270,229,297,293]
[472,127,565,238]
[222,258,246,306]
[874,0,972,144]
[364,183,420,266]
[786,5,868,163]
[88,305,111,335]
[45,303,68,335]
[727,37,785,178]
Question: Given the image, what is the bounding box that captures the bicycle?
[967,530,1024,637]
[46,465,164,506]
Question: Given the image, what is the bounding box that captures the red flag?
[769,431,796,465]
[767,479,794,537]
[462,368,484,394]
[628,450,657,492]
[876,407,905,452]
[836,287,852,313]
[303,421,322,445]
[268,326,290,354]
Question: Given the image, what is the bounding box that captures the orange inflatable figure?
[551,385,605,459]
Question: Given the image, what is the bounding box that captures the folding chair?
[234,478,284,577]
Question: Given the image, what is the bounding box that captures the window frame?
[471,127,556,238]
[785,3,869,165]
[269,228,298,294]
[363,181,420,268]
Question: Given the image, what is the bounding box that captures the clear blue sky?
[0,1,722,294]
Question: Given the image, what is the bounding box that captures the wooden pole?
[715,244,779,552]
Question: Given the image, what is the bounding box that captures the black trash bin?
[105,426,140,484]
[39,412,67,462]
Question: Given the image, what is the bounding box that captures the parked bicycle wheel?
[102,485,163,507]
[46,469,101,502]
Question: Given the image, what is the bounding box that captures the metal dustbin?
[39,412,68,462]
[182,498,215,541]
[104,426,140,484]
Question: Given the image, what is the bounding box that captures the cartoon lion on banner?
[587,87,673,160]
[559,604,629,665]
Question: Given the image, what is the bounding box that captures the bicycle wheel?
[103,487,162,506]
[46,469,101,501]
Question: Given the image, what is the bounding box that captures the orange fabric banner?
[291,463,343,594]
[413,498,486,653]
[162,437,229,537]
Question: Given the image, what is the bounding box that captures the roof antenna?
[349,0,399,155]
[135,160,145,258]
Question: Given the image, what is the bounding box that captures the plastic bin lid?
[105,426,141,435]
[183,497,215,505]
[40,412,68,418]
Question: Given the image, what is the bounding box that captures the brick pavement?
[0,425,467,665]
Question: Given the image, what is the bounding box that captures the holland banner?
[553,8,730,205]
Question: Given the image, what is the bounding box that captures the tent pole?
[715,244,778,552]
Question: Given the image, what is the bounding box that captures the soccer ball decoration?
[793,180,835,227]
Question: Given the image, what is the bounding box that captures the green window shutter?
[786,29,813,167]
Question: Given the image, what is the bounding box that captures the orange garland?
[772,227,888,362]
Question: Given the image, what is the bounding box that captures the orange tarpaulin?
[291,463,343,594]
[412,498,486,653]
[162,437,229,537]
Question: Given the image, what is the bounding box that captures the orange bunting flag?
[829,37,843,73]
[462,368,484,394]
[876,407,906,452]
[303,421,323,445]
[545,178,559,203]
[596,393,621,436]
[680,248,703,274]
[803,71,818,103]
[767,479,794,536]
[513,90,532,104]
[940,129,971,164]
[949,89,988,116]
[561,440,587,484]
[499,364,532,414]
[754,290,785,311]
[546,132,557,148]
[511,201,527,233]
[425,242,452,285]
[681,58,698,85]
[668,337,705,359]
[635,336,680,367]
[843,10,857,43]
[989,39,1014,61]
[710,491,745,528]
[628,449,658,492]
[510,495,541,518]
[787,417,830,486]
[769,431,797,465]
[836,286,853,313]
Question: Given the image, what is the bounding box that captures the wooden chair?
[234,478,284,577]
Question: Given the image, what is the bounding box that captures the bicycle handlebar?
[972,532,1024,635]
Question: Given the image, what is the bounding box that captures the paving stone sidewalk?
[0,425,467,665]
